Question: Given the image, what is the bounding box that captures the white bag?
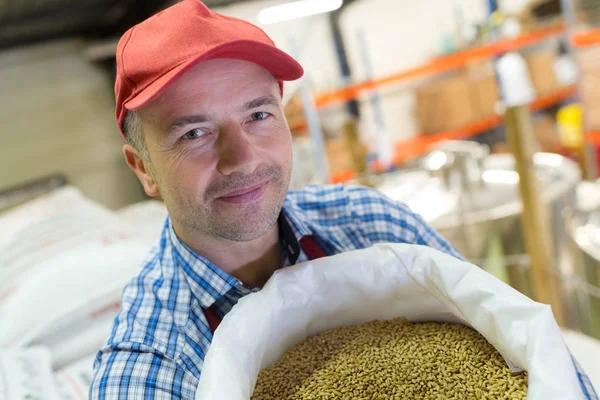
[0,347,59,400]
[197,243,587,400]
[116,199,168,235]
[0,186,128,304]
[55,353,97,400]
[0,347,97,400]
[0,187,158,368]
[0,239,152,368]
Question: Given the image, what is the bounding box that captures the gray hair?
[123,110,149,160]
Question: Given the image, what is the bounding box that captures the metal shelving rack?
[561,0,600,178]
[293,22,579,182]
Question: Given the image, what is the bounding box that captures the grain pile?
[251,319,528,400]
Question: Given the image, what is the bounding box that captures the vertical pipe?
[288,35,331,184]
[329,5,360,118]
[328,0,372,184]
[505,105,566,326]
[559,0,577,26]
[356,28,393,169]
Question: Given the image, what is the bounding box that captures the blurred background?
[4,0,600,397]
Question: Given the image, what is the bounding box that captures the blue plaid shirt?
[90,184,597,399]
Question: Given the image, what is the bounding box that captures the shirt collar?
[282,196,346,254]
[281,198,312,239]
[167,219,241,309]
[279,202,313,265]
[167,203,313,309]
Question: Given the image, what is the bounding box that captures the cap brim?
[124,40,304,111]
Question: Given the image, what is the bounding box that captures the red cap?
[115,0,304,136]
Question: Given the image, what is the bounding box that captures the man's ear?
[123,144,160,197]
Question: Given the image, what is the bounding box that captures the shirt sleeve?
[89,342,198,400]
[347,186,465,261]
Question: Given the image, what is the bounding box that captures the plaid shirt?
[89,184,597,399]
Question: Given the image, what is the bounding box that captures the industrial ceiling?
[0,0,254,50]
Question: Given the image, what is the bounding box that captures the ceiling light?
[258,0,343,25]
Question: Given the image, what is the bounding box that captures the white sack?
[0,348,96,400]
[0,239,152,367]
[55,353,97,400]
[0,347,58,400]
[197,243,586,400]
[0,186,160,367]
[116,200,168,235]
[0,186,128,304]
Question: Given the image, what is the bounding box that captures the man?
[88,1,595,399]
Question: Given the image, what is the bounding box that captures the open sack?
[197,243,593,400]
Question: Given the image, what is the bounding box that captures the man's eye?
[182,128,205,140]
[250,112,269,121]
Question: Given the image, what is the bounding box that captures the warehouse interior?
[3,0,600,397]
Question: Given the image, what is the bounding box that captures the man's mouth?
[217,181,268,204]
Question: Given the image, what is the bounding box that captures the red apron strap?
[203,305,221,334]
[299,235,328,260]
[202,235,327,334]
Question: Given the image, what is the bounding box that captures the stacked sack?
[0,186,168,399]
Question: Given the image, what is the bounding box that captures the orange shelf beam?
[572,28,600,48]
[530,85,577,111]
[586,131,600,145]
[314,24,565,109]
[289,24,566,132]
[368,85,577,173]
[372,115,503,172]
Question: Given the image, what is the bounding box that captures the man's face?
[136,59,293,242]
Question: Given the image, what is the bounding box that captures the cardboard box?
[577,46,600,74]
[533,113,564,153]
[466,61,500,119]
[526,50,560,96]
[580,71,600,104]
[575,47,600,131]
[469,76,500,119]
[415,63,499,134]
[415,74,476,134]
[584,98,600,131]
[465,60,495,80]
[284,93,307,134]
[325,138,354,175]
[577,69,600,130]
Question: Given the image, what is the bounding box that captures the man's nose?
[216,123,261,176]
